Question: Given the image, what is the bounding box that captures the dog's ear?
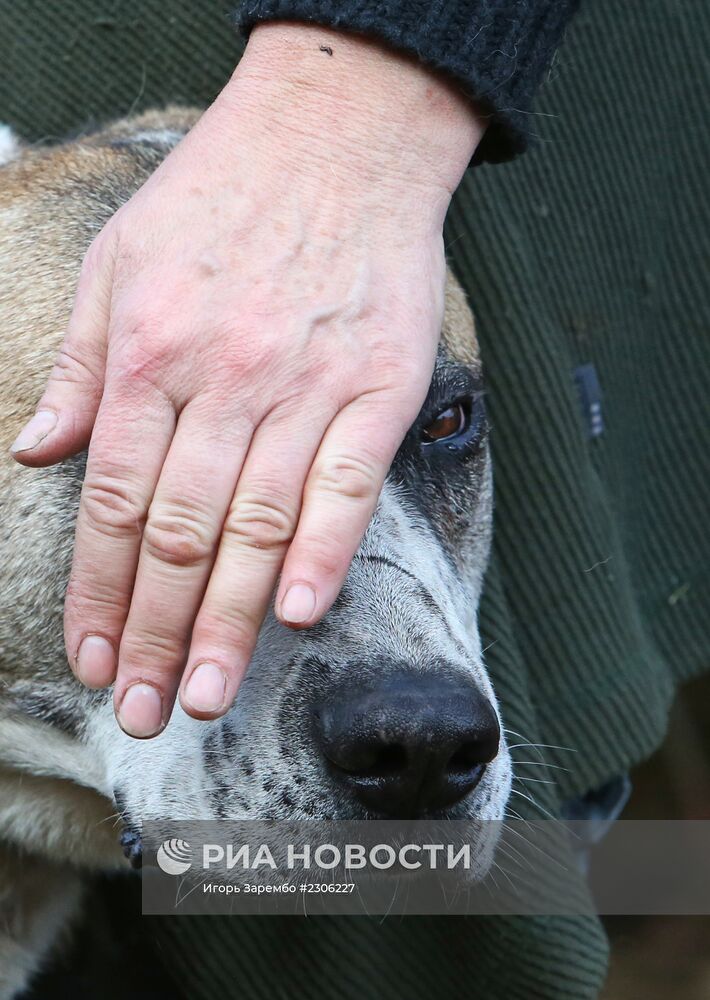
[0,712,112,796]
[0,125,21,167]
[441,270,479,367]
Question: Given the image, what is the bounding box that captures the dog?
[0,108,511,997]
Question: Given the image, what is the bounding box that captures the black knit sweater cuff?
[234,1,579,164]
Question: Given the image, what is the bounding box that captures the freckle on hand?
[197,255,220,278]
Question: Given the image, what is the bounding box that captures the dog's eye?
[421,403,467,444]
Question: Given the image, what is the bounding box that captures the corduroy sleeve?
[234,1,581,164]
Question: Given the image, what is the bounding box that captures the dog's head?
[0,111,511,864]
[90,272,510,834]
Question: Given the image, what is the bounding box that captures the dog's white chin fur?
[0,126,20,166]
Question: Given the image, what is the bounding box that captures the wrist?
[218,22,484,203]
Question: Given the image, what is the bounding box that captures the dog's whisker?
[503,725,578,755]
[503,807,537,837]
[490,859,518,895]
[506,742,578,754]
[501,817,571,872]
[503,727,536,742]
[496,833,536,870]
[492,858,545,897]
[509,788,559,823]
[94,810,125,829]
[486,862,502,895]
[494,840,535,874]
[510,760,570,772]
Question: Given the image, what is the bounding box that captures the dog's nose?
[314,669,500,817]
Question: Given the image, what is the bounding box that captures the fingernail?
[10,410,58,453]
[280,582,317,624]
[183,662,227,714]
[75,635,116,687]
[118,683,164,739]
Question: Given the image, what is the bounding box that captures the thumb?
[10,237,113,466]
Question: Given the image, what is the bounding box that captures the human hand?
[11,24,484,737]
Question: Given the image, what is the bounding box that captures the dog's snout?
[314,668,500,817]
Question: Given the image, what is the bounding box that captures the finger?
[275,392,415,628]
[179,405,333,719]
[113,406,253,736]
[64,377,176,697]
[11,237,114,466]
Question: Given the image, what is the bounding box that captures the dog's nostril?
[447,735,498,775]
[367,744,408,778]
[447,745,485,775]
[332,743,409,779]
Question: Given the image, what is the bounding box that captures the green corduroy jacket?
[1,1,707,998]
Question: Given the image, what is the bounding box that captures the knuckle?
[222,333,268,377]
[143,503,215,568]
[50,343,102,392]
[296,541,343,583]
[77,237,109,295]
[65,576,117,611]
[120,629,187,669]
[112,322,173,389]
[81,473,145,538]
[196,606,258,652]
[82,237,103,271]
[223,492,297,552]
[311,453,379,502]
[80,234,110,281]
[64,577,125,635]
